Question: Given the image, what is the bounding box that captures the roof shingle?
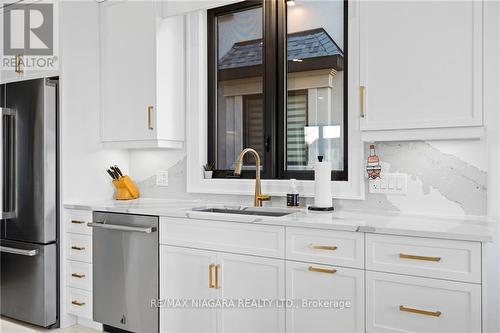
[219,28,343,70]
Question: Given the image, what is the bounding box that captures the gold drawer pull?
[15,55,23,74]
[71,220,86,224]
[309,244,338,251]
[308,266,337,274]
[215,264,220,289]
[399,253,441,262]
[71,273,85,278]
[360,85,365,118]
[71,300,85,307]
[399,305,441,317]
[71,246,85,251]
[209,264,215,289]
[147,106,154,130]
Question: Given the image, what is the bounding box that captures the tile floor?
[0,317,100,333]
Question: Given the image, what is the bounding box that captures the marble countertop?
[64,198,496,242]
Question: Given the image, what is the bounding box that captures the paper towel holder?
[309,155,334,212]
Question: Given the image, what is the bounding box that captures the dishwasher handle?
[87,222,157,234]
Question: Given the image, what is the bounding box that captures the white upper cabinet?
[358,0,483,141]
[160,0,236,18]
[0,1,60,84]
[100,1,185,149]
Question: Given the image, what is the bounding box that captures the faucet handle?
[257,194,271,202]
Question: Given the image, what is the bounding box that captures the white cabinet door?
[100,1,157,143]
[160,246,217,333]
[366,271,481,333]
[359,1,482,132]
[161,1,235,18]
[217,253,285,333]
[0,1,60,84]
[286,261,364,333]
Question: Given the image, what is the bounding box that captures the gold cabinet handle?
[215,264,220,289]
[360,85,365,118]
[15,55,23,74]
[309,244,338,251]
[71,246,85,251]
[308,266,337,274]
[71,273,85,278]
[209,264,215,289]
[399,305,441,317]
[399,253,441,262]
[71,220,86,224]
[71,300,85,307]
[147,106,154,130]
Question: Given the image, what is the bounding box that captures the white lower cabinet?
[160,245,285,333]
[160,246,217,333]
[217,253,285,333]
[67,287,93,319]
[156,219,484,333]
[286,261,364,333]
[64,209,94,321]
[366,271,481,333]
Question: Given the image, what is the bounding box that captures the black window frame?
[207,0,348,181]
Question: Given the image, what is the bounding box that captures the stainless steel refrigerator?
[0,78,59,328]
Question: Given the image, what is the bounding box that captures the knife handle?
[114,165,123,177]
[107,169,117,180]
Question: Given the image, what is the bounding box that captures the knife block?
[112,175,140,200]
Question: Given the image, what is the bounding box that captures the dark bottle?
[287,179,300,207]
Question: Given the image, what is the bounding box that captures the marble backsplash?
[133,141,488,217]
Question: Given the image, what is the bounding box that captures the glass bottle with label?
[287,179,300,207]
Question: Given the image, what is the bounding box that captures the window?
[208,0,347,180]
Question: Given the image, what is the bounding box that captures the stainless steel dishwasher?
[89,212,159,333]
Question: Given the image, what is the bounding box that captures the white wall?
[60,1,129,203]
[483,2,500,332]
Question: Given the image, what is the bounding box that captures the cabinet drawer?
[67,287,92,319]
[286,261,364,333]
[66,209,92,235]
[286,227,364,268]
[67,234,92,263]
[160,217,285,258]
[366,271,481,333]
[67,260,92,291]
[366,234,481,283]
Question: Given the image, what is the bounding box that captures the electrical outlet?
[369,179,380,192]
[369,173,407,195]
[156,171,169,187]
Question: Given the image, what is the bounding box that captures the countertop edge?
[63,201,495,243]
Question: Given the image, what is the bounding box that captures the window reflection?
[286,0,345,171]
[216,6,263,170]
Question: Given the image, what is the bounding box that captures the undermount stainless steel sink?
[193,207,294,217]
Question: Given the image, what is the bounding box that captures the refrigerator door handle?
[1,108,16,220]
[0,245,39,257]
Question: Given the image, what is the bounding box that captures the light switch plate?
[156,171,169,186]
[369,173,407,195]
